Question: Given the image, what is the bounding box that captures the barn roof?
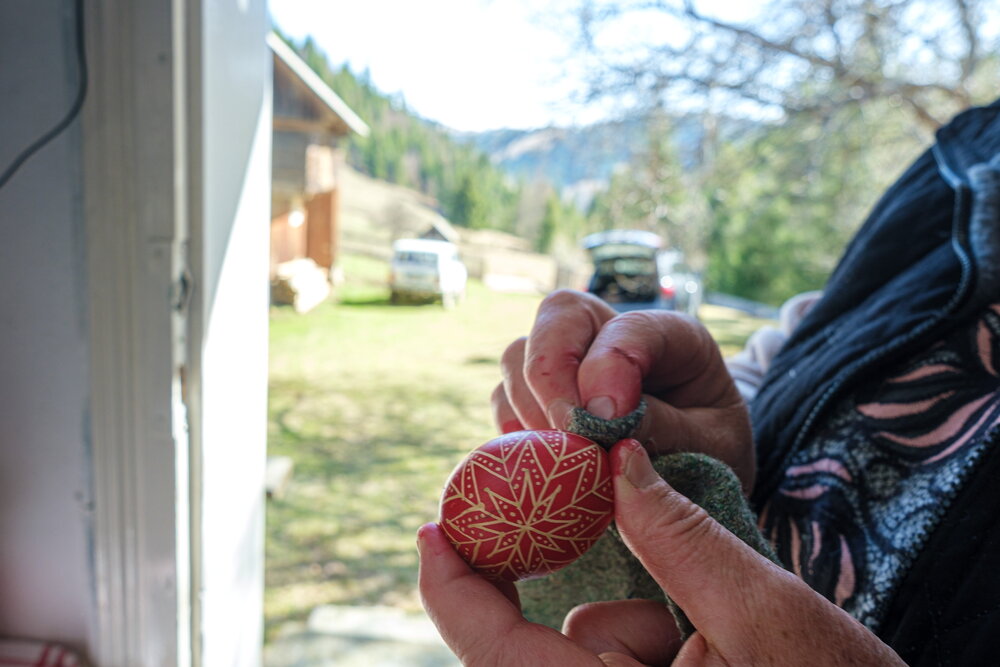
[268,32,369,138]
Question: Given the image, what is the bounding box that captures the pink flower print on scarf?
[855,304,1000,465]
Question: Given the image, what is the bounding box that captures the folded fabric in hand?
[518,403,781,638]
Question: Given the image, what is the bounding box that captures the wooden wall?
[270,187,340,276]
[270,210,307,274]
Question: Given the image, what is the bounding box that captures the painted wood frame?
[81,1,269,664]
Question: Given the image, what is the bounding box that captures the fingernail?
[585,396,616,419]
[621,440,660,489]
[546,399,574,429]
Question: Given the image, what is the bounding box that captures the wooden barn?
[268,32,369,310]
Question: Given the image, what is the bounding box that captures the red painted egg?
[439,430,614,582]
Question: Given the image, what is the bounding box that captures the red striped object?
[440,430,614,581]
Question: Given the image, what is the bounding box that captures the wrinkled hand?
[419,440,905,666]
[492,289,753,491]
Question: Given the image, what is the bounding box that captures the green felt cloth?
[519,406,781,639]
[566,400,647,448]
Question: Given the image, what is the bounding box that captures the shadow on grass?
[265,377,492,638]
[464,355,499,365]
[337,294,392,307]
[337,294,446,309]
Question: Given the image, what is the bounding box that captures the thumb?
[671,632,728,667]
[610,439,792,641]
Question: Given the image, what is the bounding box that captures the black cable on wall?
[0,0,88,192]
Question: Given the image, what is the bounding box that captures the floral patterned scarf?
[759,304,1000,629]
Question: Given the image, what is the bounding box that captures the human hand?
[419,440,905,666]
[492,289,753,491]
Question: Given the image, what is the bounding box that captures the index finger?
[523,290,617,429]
[578,310,735,417]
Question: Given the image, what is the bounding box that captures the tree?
[569,0,999,132]
[537,195,562,253]
[451,172,490,229]
[585,110,701,259]
[561,0,999,303]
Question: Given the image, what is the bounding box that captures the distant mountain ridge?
[281,29,731,224]
[462,119,645,189]
[459,114,717,208]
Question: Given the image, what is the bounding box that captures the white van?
[389,238,468,307]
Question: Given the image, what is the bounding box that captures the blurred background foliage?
[276,0,999,304]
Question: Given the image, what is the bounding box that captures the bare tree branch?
[681,1,841,72]
[567,0,998,129]
[953,0,979,86]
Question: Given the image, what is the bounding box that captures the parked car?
[581,230,702,315]
[658,258,704,316]
[389,238,468,308]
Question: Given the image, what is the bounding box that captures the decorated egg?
[439,430,614,581]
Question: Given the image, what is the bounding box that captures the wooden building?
[268,32,368,290]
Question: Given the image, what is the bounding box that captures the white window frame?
[82,1,269,665]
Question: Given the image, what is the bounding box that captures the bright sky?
[267,0,602,132]
[267,1,768,132]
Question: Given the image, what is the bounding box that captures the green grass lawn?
[264,254,772,639]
